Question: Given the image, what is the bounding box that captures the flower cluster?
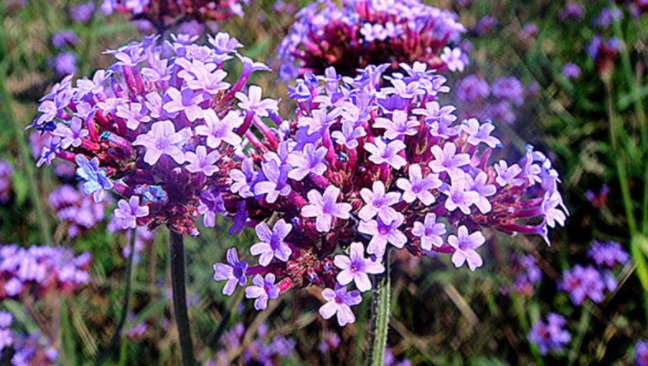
[30,32,274,236]
[0,159,12,204]
[559,240,627,305]
[587,35,623,76]
[276,0,467,79]
[527,313,571,355]
[637,339,648,366]
[453,74,529,124]
[101,0,248,32]
[0,311,59,366]
[509,253,542,296]
[48,184,110,238]
[212,63,567,326]
[207,322,296,366]
[558,1,585,21]
[0,244,90,300]
[585,184,609,208]
[615,0,648,17]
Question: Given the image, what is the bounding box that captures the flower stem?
[169,230,196,366]
[94,228,137,366]
[366,250,390,366]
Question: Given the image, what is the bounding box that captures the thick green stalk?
[169,230,196,366]
[630,235,648,323]
[94,229,137,365]
[367,250,390,366]
[0,63,53,246]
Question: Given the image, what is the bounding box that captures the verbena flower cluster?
[587,35,623,76]
[509,253,542,296]
[0,311,59,366]
[212,62,568,326]
[0,244,90,300]
[453,74,529,124]
[637,339,648,366]
[49,31,78,78]
[276,0,467,79]
[585,184,609,208]
[559,240,628,305]
[48,184,110,238]
[527,313,571,355]
[29,32,273,236]
[101,0,248,29]
[0,159,12,204]
[207,322,296,366]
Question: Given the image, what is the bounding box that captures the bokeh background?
[1,0,647,365]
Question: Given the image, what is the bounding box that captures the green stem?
[169,230,196,366]
[0,63,53,246]
[200,287,245,364]
[567,310,591,366]
[630,235,648,323]
[94,229,137,365]
[367,250,391,366]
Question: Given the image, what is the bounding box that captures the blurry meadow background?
[1,0,648,365]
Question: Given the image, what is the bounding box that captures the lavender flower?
[396,164,441,205]
[559,264,614,305]
[302,186,352,233]
[412,213,446,251]
[562,63,582,79]
[114,196,149,229]
[49,184,109,237]
[213,248,247,295]
[636,340,648,366]
[359,181,401,223]
[245,274,279,310]
[334,242,385,292]
[0,160,12,204]
[319,285,362,326]
[447,226,486,271]
[587,240,629,268]
[528,313,570,355]
[250,220,293,266]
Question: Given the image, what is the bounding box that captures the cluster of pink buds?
[276,0,467,79]
[101,0,248,29]
[212,63,568,326]
[0,244,90,301]
[29,32,276,236]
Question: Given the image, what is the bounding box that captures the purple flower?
[440,47,465,72]
[412,213,446,250]
[114,196,149,229]
[360,23,387,42]
[461,118,500,148]
[302,186,352,232]
[364,139,407,169]
[587,240,629,268]
[250,220,293,266]
[287,143,328,181]
[163,87,205,122]
[5,278,22,296]
[358,214,407,257]
[319,285,362,327]
[75,155,113,203]
[230,158,255,198]
[373,110,419,140]
[636,340,648,366]
[132,121,191,165]
[429,142,470,176]
[52,31,78,49]
[236,85,279,118]
[334,242,385,292]
[195,110,243,149]
[116,103,151,130]
[494,161,524,186]
[491,77,524,106]
[466,171,496,214]
[562,63,581,79]
[559,264,611,305]
[254,159,292,204]
[245,274,279,310]
[396,164,441,205]
[359,181,401,223]
[48,52,77,77]
[443,174,479,214]
[448,226,486,271]
[52,117,88,149]
[528,313,570,355]
[69,1,94,22]
[213,248,248,296]
[184,146,220,176]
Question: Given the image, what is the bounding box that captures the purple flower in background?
[636,340,648,366]
[440,47,466,72]
[559,264,613,305]
[245,274,279,310]
[319,285,362,327]
[562,63,581,79]
[0,160,13,204]
[51,31,78,49]
[491,77,524,106]
[334,242,385,292]
[114,196,149,229]
[250,220,293,266]
[528,313,570,355]
[587,240,629,269]
[302,186,352,233]
[448,226,486,271]
[559,1,585,21]
[472,15,498,36]
[69,1,94,23]
[412,213,446,251]
[359,181,401,223]
[512,255,542,295]
[213,248,248,296]
[520,23,538,39]
[48,52,77,77]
